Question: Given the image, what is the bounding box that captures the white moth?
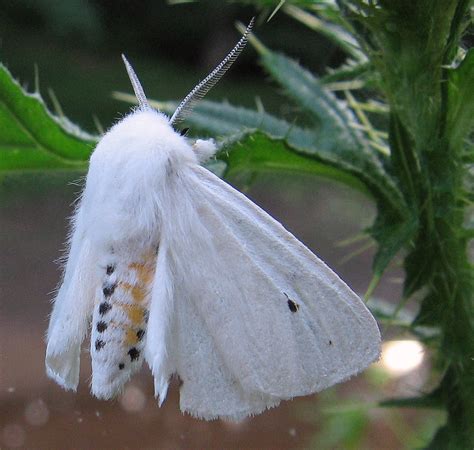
[45,20,381,421]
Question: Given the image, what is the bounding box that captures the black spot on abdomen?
[128,347,140,361]
[96,321,107,332]
[103,283,116,298]
[136,329,145,341]
[95,339,105,351]
[99,302,112,315]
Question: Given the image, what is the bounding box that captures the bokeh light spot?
[381,340,424,375]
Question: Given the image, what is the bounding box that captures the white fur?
[193,139,216,162]
[45,108,381,420]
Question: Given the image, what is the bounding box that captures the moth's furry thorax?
[81,109,197,249]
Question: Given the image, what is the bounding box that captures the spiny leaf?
[446,49,474,150]
[370,211,417,277]
[0,64,95,173]
[259,50,362,141]
[217,130,368,192]
[283,4,366,62]
[321,62,372,85]
[273,72,410,220]
[249,47,406,214]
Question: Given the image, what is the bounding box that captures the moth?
[45,19,381,421]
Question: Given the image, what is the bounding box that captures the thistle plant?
[133,1,474,446]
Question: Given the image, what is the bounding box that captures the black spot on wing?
[95,339,105,351]
[118,363,125,370]
[128,347,140,361]
[284,292,300,313]
[287,299,299,313]
[106,264,115,275]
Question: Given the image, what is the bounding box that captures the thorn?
[48,88,65,118]
[267,0,286,22]
[93,114,105,135]
[34,63,40,94]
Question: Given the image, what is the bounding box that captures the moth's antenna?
[170,17,255,126]
[121,54,150,110]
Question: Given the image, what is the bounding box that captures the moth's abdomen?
[91,248,157,399]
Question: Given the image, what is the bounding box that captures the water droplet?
[24,399,49,426]
[120,385,146,412]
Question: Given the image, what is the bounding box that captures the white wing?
[45,204,97,390]
[150,164,380,420]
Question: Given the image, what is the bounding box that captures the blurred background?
[0,1,444,448]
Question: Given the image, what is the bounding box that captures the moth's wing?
[45,205,97,390]
[167,165,380,419]
[172,274,281,420]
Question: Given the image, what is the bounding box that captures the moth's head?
[121,17,254,134]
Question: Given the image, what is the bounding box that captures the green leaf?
[0,64,95,173]
[283,4,366,62]
[321,61,372,85]
[217,130,368,192]
[260,50,360,138]
[446,49,474,150]
[253,49,407,216]
[380,394,443,410]
[370,211,417,276]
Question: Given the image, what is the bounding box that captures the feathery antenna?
[121,54,150,110]
[169,17,255,126]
